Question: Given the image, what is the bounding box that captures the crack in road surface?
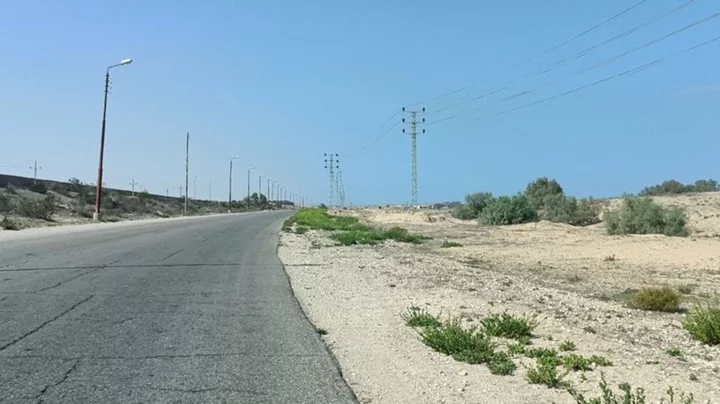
[35,360,79,403]
[0,295,94,352]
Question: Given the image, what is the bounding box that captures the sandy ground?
[279,193,720,404]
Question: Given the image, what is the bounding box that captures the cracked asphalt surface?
[0,212,357,404]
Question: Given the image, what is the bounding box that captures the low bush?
[604,197,688,237]
[331,226,427,246]
[451,204,477,220]
[568,373,695,404]
[16,195,57,220]
[526,362,567,389]
[628,287,680,312]
[542,195,602,226]
[480,195,538,225]
[558,340,576,352]
[684,301,720,345]
[451,192,494,220]
[488,352,517,375]
[0,216,20,230]
[418,319,497,365]
[402,306,442,328]
[481,313,537,339]
[0,194,12,213]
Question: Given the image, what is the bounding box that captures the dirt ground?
[279,193,720,404]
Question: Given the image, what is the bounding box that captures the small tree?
[604,197,688,237]
[525,177,563,210]
[480,195,538,225]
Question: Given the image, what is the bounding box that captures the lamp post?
[247,166,256,208]
[228,155,240,213]
[258,174,263,206]
[94,58,133,220]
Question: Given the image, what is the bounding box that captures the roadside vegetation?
[451,177,601,227]
[627,287,681,312]
[0,175,285,230]
[604,197,688,237]
[684,299,720,345]
[285,208,428,246]
[402,307,696,401]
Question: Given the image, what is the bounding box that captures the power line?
[576,9,720,75]
[406,0,650,109]
[423,0,700,119]
[490,34,720,118]
[344,119,402,160]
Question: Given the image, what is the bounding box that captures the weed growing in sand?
[568,373,695,404]
[559,340,576,352]
[441,240,463,248]
[628,287,680,312]
[481,312,537,340]
[684,300,720,345]
[402,306,442,328]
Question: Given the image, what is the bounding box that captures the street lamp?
[267,177,272,204]
[247,166,256,208]
[258,173,263,206]
[228,155,240,213]
[93,58,133,220]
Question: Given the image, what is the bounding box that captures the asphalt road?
[0,212,357,404]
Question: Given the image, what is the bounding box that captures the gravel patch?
[279,230,719,404]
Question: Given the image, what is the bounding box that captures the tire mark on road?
[161,248,185,262]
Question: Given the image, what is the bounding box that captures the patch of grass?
[418,319,496,365]
[332,226,427,246]
[589,355,613,367]
[562,354,592,371]
[0,216,20,230]
[684,300,720,345]
[665,348,683,358]
[294,225,309,234]
[507,342,527,356]
[517,335,532,346]
[402,306,442,328]
[604,197,688,237]
[526,362,568,389]
[559,340,576,352]
[628,287,680,312]
[488,352,516,375]
[583,326,597,334]
[481,312,537,339]
[441,240,463,248]
[316,327,328,335]
[292,208,369,231]
[568,373,695,404]
[526,348,562,367]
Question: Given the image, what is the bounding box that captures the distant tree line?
[639,179,719,196]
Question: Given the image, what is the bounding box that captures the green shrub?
[331,226,426,246]
[488,352,517,375]
[684,301,720,345]
[628,287,680,312]
[526,362,567,389]
[604,197,688,237]
[0,216,20,230]
[452,192,494,220]
[480,195,538,225]
[295,225,309,234]
[542,195,602,226]
[418,319,497,364]
[17,195,57,220]
[481,313,537,339]
[525,177,564,210]
[558,340,576,352]
[452,204,478,220]
[0,194,12,213]
[402,306,442,328]
[568,373,695,404]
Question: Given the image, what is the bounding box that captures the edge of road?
[275,227,361,403]
[0,211,276,242]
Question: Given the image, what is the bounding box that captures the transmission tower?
[337,168,346,208]
[324,153,339,207]
[402,107,425,206]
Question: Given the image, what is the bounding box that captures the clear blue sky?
[1,0,718,205]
